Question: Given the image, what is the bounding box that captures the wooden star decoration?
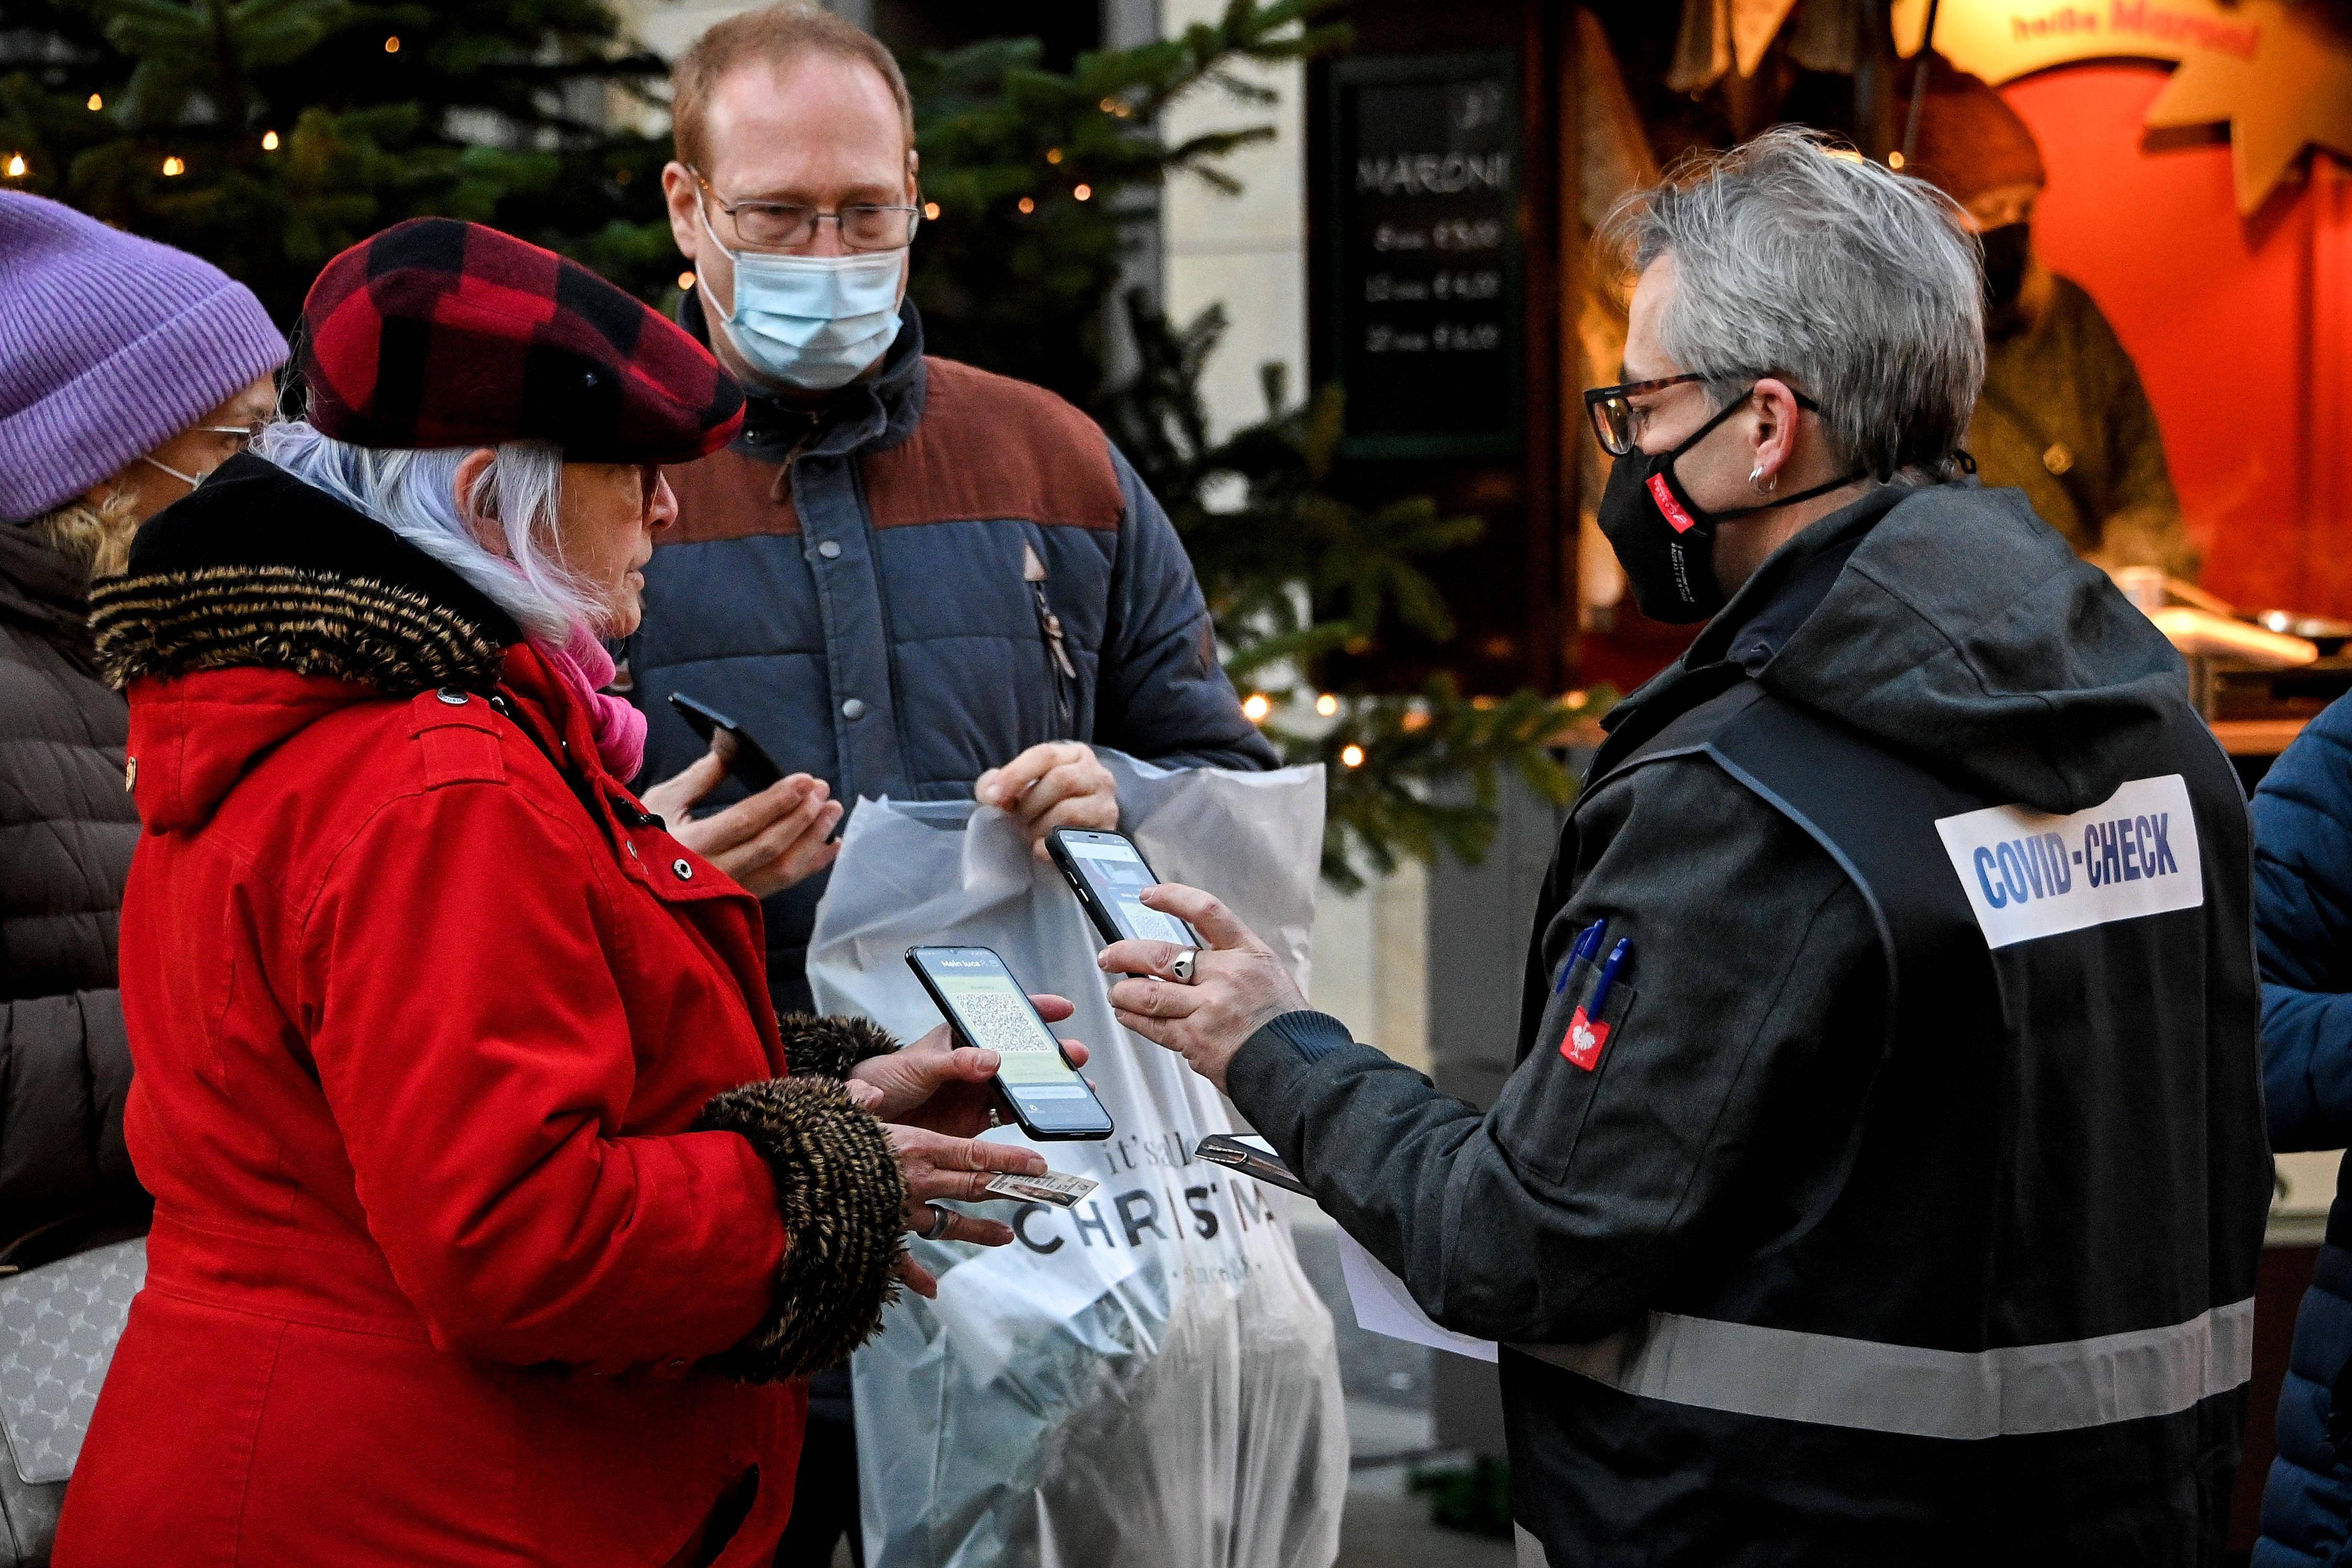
[2142,0,2352,215]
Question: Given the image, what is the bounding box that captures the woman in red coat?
[51,219,1057,1567]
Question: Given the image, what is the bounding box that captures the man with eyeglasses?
[632,8,1277,1559]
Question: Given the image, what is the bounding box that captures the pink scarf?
[533,623,647,781]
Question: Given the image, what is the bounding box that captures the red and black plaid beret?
[298,218,742,463]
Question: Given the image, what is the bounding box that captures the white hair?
[1600,126,1986,481]
[252,421,591,641]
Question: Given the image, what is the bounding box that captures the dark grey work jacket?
[1227,481,2272,1565]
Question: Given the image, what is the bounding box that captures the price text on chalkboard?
[1322,53,1521,459]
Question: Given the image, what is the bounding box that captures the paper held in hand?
[983,1170,1100,1208]
[1336,1228,1498,1363]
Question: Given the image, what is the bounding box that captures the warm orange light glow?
[261,129,280,151]
[1017,196,1035,214]
[1045,147,1063,165]
[160,156,185,176]
[1073,183,1092,201]
[384,34,400,52]
[3,154,24,178]
[86,94,103,111]
[923,201,940,220]
[1241,693,1272,722]
[1886,149,1906,169]
[678,271,696,291]
[1315,693,1339,717]
[1340,744,1366,769]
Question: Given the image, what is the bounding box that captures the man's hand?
[850,995,1091,1136]
[1100,884,1307,1093]
[885,1125,1049,1297]
[976,741,1117,857]
[639,750,843,900]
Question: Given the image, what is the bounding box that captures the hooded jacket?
[51,455,906,1568]
[0,522,146,1268]
[1225,481,2269,1564]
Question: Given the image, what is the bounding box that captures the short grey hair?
[1599,126,1985,481]
[252,421,591,642]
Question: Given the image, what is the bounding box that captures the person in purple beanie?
[0,189,285,1554]
[0,184,286,1560]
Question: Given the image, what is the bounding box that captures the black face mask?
[1597,386,1864,625]
[1979,222,2031,315]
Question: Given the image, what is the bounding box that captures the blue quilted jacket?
[627,299,1275,1010]
[2255,692,2352,1566]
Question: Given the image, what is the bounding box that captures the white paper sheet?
[1335,1228,1498,1363]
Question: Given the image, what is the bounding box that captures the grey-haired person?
[1098,129,2269,1565]
[0,191,286,1275]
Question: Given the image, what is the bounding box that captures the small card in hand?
[983,1170,1101,1208]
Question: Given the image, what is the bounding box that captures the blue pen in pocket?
[1555,918,1607,994]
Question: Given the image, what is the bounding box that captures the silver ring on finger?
[924,1206,956,1241]
[986,1105,1002,1128]
[1170,948,1198,985]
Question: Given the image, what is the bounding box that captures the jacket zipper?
[1023,543,1076,738]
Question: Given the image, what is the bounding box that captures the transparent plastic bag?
[808,752,1347,1568]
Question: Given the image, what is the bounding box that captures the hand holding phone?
[1047,828,1200,950]
[905,946,1114,1140]
[666,691,785,791]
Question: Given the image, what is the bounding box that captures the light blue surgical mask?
[700,208,904,391]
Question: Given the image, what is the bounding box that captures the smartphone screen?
[1053,830,1199,946]
[906,947,1113,1139]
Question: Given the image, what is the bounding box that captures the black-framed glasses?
[1583,372,1818,456]
[692,168,920,252]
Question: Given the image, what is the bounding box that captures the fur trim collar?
[89,452,519,694]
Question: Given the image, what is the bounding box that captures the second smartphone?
[905,945,1114,1140]
[1047,827,1200,949]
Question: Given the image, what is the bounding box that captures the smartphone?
[1046,828,1201,949]
[666,691,784,792]
[904,946,1115,1140]
[1194,1133,1309,1196]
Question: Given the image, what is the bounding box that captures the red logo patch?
[1560,1006,1610,1071]
[1648,472,1698,534]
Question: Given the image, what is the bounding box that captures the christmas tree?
[0,0,681,320]
[0,0,1605,884]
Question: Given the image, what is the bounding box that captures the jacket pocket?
[1492,973,1639,1188]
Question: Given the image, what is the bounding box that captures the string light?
[86,93,103,111]
[161,156,185,176]
[1017,196,1035,214]
[1242,693,1272,722]
[1073,183,1092,201]
[923,201,940,220]
[1340,744,1366,769]
[677,271,696,290]
[1099,97,1117,112]
[1045,147,1063,164]
[1315,693,1338,717]
[3,154,24,178]
[384,34,400,53]
[1887,149,1906,169]
[261,130,280,151]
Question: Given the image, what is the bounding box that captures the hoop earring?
[1749,465,1778,496]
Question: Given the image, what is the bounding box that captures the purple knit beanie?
[0,191,288,522]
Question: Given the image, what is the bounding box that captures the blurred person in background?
[51,217,1062,1568]
[2245,697,2352,1566]
[0,190,285,1276]
[643,8,1276,1557]
[1899,54,2197,580]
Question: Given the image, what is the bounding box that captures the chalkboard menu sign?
[1321,52,1521,459]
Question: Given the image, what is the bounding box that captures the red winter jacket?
[52,455,905,1568]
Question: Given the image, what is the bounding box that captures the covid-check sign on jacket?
[1933,775,2203,948]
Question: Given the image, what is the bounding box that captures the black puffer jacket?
[0,523,146,1267]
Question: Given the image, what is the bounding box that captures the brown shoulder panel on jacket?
[863,359,1122,532]
[662,447,800,546]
